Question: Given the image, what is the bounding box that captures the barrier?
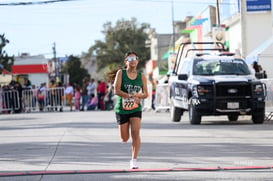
[261,79,273,108]
[261,79,273,120]
[1,87,66,114]
[152,79,273,116]
[142,84,153,111]
[0,90,20,113]
[45,87,65,112]
[1,79,270,118]
[154,83,170,112]
[37,87,46,112]
[22,89,38,112]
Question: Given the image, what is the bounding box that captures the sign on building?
[212,26,225,43]
[247,0,271,12]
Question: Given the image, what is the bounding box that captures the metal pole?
[216,0,220,26]
[171,0,175,51]
[52,42,57,80]
[241,0,247,57]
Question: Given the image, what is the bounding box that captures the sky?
[0,0,216,58]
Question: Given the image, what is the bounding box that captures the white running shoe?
[130,159,139,169]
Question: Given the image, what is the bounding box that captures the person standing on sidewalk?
[87,78,96,102]
[74,84,81,111]
[80,77,89,111]
[65,82,74,111]
[107,51,148,169]
[97,79,107,110]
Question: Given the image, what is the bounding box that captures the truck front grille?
[216,83,251,97]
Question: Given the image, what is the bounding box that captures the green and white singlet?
[115,69,143,114]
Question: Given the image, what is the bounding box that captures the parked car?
[169,42,266,124]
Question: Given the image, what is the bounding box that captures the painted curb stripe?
[0,165,272,177]
[221,166,271,170]
[173,167,220,171]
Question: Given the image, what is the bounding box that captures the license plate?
[227,102,239,109]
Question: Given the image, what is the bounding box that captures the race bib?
[122,97,139,110]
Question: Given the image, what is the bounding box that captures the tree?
[62,55,90,86]
[0,34,14,74]
[84,17,151,74]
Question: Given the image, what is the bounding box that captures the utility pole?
[216,0,220,26]
[240,0,247,57]
[52,42,57,80]
[171,0,175,51]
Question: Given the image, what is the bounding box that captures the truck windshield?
[193,58,251,76]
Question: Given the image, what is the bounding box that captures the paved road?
[0,110,273,180]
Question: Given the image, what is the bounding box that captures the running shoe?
[130,159,139,169]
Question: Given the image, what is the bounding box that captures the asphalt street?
[0,109,273,180]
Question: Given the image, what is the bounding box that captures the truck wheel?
[189,98,201,124]
[170,97,182,122]
[228,114,238,121]
[252,109,265,124]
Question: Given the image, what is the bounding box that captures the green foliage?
[84,17,150,75]
[0,34,14,74]
[62,55,90,86]
[157,60,169,73]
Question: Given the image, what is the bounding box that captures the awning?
[161,51,175,59]
[180,25,201,34]
[181,29,195,34]
[245,35,273,64]
[181,17,208,34]
[190,18,208,26]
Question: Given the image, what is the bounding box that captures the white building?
[162,0,273,77]
[12,54,50,86]
[220,0,273,77]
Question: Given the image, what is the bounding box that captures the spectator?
[23,78,32,89]
[104,83,114,110]
[253,61,267,79]
[74,85,81,111]
[97,79,107,110]
[13,81,23,113]
[151,80,158,110]
[80,77,89,111]
[87,93,98,110]
[87,78,96,100]
[37,82,46,111]
[48,79,56,111]
[253,61,262,73]
[65,82,74,111]
[55,81,64,112]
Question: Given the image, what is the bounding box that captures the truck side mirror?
[178,74,188,80]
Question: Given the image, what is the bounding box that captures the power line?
[0,0,77,6]
[0,0,240,6]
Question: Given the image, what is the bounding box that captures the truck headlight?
[253,84,265,97]
[193,85,211,97]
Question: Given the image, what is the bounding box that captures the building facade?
[149,0,273,78]
[12,54,49,86]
